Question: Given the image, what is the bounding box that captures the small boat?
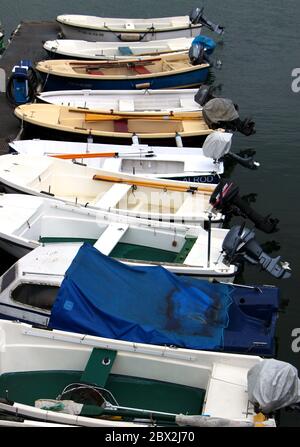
[14,103,212,143]
[35,52,210,91]
[37,88,203,113]
[56,9,224,42]
[0,241,278,356]
[0,319,276,427]
[44,37,196,60]
[0,154,221,225]
[0,194,235,280]
[9,139,223,184]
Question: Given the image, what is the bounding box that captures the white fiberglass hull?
[58,23,202,42]
[0,319,275,427]
[37,88,202,113]
[0,154,222,226]
[44,37,194,60]
[0,194,235,281]
[9,139,223,184]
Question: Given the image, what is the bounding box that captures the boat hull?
[0,280,279,357]
[58,22,203,42]
[19,120,210,147]
[39,66,210,91]
[0,236,235,281]
[0,237,31,259]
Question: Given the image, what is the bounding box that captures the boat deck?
[0,21,60,154]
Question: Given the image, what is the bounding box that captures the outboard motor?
[222,225,291,279]
[248,359,300,414]
[210,179,279,233]
[6,60,39,105]
[189,7,224,35]
[194,84,215,106]
[202,131,260,170]
[189,42,206,65]
[202,98,256,136]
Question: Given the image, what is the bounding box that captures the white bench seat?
[94,223,129,255]
[174,194,206,219]
[203,363,253,420]
[180,98,195,109]
[93,183,132,210]
[119,99,135,112]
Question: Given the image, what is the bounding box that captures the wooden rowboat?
[14,103,213,142]
[35,53,210,91]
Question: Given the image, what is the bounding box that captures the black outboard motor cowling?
[210,179,279,233]
[194,84,215,106]
[189,7,224,35]
[222,225,291,279]
[189,43,205,65]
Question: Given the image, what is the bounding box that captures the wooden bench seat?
[118,99,135,112]
[114,119,129,132]
[133,65,151,75]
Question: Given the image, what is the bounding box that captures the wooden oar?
[51,151,155,160]
[84,113,203,122]
[93,173,214,194]
[70,57,162,67]
[69,107,202,120]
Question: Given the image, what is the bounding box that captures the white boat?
[0,154,222,225]
[44,37,194,60]
[9,139,223,184]
[0,194,234,280]
[37,88,202,113]
[56,8,225,43]
[0,319,275,427]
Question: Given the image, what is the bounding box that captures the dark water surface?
[0,0,300,426]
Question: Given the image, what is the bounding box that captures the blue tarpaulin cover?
[192,35,216,55]
[49,244,232,350]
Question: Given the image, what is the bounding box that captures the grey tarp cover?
[202,130,232,160]
[247,359,300,413]
[203,98,239,124]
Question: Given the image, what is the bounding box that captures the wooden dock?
[0,21,60,153]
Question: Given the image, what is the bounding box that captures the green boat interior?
[0,348,205,420]
[39,237,197,264]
